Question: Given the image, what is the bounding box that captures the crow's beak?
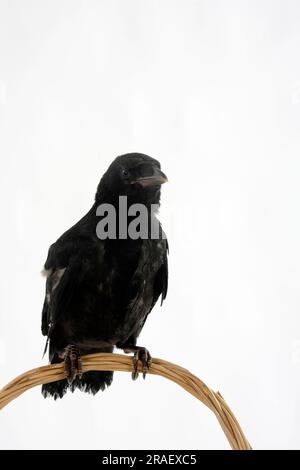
[132,168,168,188]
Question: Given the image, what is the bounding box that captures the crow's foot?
[59,345,82,385]
[123,346,152,380]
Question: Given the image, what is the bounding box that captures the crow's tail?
[42,370,113,399]
[41,348,114,400]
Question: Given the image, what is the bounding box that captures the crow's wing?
[41,237,92,354]
[116,237,169,345]
[151,238,168,308]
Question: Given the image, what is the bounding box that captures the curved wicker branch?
[0,353,251,450]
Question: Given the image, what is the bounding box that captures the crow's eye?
[122,169,130,178]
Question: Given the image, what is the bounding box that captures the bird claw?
[131,347,152,381]
[60,345,82,385]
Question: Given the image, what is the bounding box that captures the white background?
[0,0,300,450]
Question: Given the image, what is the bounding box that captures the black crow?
[41,153,168,399]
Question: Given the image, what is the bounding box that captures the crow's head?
[96,153,167,206]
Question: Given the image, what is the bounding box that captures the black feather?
[41,153,168,398]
